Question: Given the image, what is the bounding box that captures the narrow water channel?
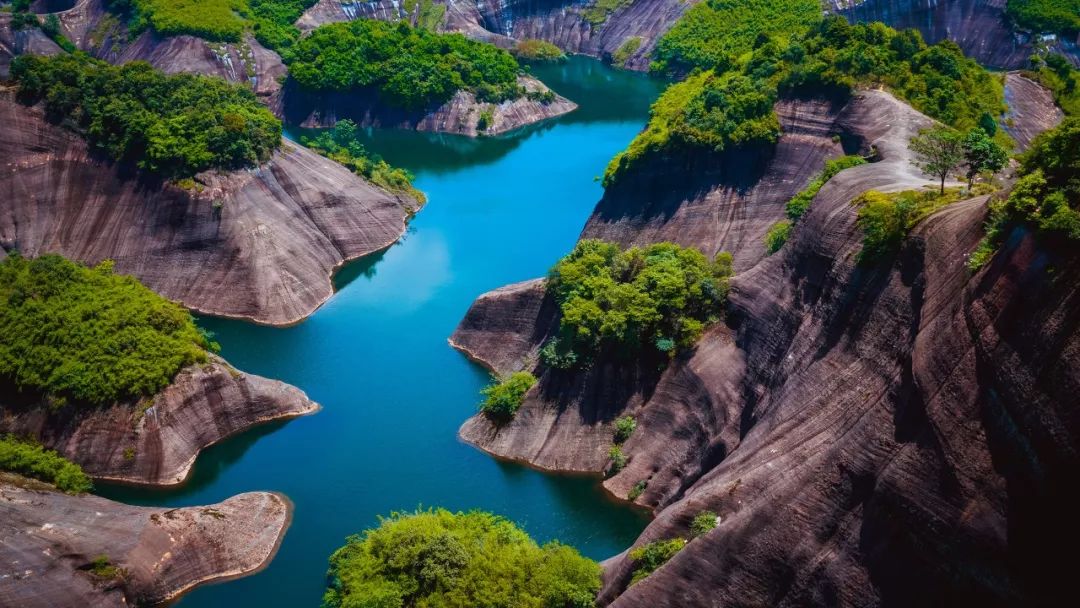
[96,57,665,607]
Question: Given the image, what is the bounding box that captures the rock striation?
[0,476,291,607]
[831,0,1080,68]
[1003,71,1065,150]
[0,94,418,325]
[281,74,577,136]
[0,356,318,486]
[452,85,1075,604]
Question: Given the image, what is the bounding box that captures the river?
[97,56,665,607]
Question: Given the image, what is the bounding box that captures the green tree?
[479,371,537,419]
[0,436,93,494]
[322,509,601,608]
[962,129,1009,188]
[910,126,965,194]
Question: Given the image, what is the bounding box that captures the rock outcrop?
[0,12,63,78]
[1003,71,1065,149]
[0,95,418,325]
[0,356,318,485]
[281,75,577,136]
[0,476,291,607]
[452,84,1074,604]
[832,0,1080,68]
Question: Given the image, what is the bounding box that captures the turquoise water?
[97,57,664,607]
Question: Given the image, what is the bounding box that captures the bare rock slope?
[0,477,290,607]
[0,95,417,325]
[452,87,1075,605]
[0,356,318,485]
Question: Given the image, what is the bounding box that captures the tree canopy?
[322,509,601,608]
[1006,0,1080,37]
[1003,117,1080,240]
[0,254,210,405]
[301,120,423,203]
[11,54,281,178]
[542,240,733,368]
[909,126,965,194]
[0,436,92,494]
[605,16,1006,185]
[288,20,522,110]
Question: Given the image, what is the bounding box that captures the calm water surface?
[97,57,665,607]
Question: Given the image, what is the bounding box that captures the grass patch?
[629,538,686,584]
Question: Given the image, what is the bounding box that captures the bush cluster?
[301,120,423,203]
[11,54,281,178]
[1026,53,1080,116]
[998,118,1080,240]
[543,240,733,367]
[605,16,1005,185]
[854,186,994,262]
[628,538,686,585]
[0,254,210,404]
[512,39,566,63]
[479,372,537,419]
[289,20,522,110]
[0,435,93,494]
[322,509,601,608]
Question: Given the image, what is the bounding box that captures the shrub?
[608,445,628,473]
[690,511,718,537]
[628,480,647,501]
[764,221,792,254]
[539,336,579,369]
[477,109,494,132]
[87,555,123,579]
[582,0,633,27]
[613,415,637,443]
[1023,55,1080,116]
[0,254,210,404]
[512,39,566,63]
[301,120,423,202]
[628,538,686,584]
[479,372,537,419]
[786,155,868,220]
[11,54,281,178]
[612,37,642,68]
[545,240,734,365]
[322,509,601,608]
[289,20,522,110]
[854,186,987,261]
[0,436,93,494]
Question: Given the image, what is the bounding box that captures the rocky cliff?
[0,12,62,78]
[452,83,1074,604]
[832,0,1080,68]
[0,356,318,485]
[281,74,577,136]
[0,476,291,607]
[0,95,417,325]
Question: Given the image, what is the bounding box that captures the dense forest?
[11,54,281,178]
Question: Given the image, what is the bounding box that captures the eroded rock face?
[831,0,1080,68]
[283,75,577,136]
[0,95,417,325]
[0,357,318,485]
[1003,71,1065,150]
[0,478,291,607]
[0,13,63,78]
[451,85,1074,604]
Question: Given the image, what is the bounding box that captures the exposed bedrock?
[0,477,291,607]
[452,85,1072,604]
[51,0,286,99]
[0,13,63,78]
[832,0,1080,68]
[281,75,577,136]
[0,95,418,326]
[0,356,319,485]
[1003,71,1065,150]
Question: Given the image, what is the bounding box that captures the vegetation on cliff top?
[0,436,93,494]
[970,117,1080,268]
[0,253,210,405]
[605,17,1005,186]
[289,20,522,110]
[629,538,686,585]
[1026,53,1080,116]
[479,371,537,420]
[322,508,601,608]
[11,54,281,178]
[542,240,733,369]
[1006,0,1080,37]
[301,120,424,203]
[106,0,317,53]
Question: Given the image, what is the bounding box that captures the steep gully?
[451,68,1075,604]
